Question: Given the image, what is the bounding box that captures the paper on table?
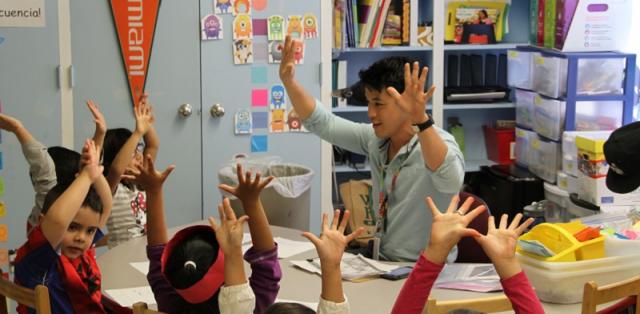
[434,263,502,292]
[105,286,156,307]
[291,253,397,281]
[274,237,315,259]
[275,298,318,310]
[130,261,150,275]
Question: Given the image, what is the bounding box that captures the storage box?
[518,253,640,303]
[508,51,533,90]
[483,126,515,165]
[575,135,607,178]
[576,58,626,96]
[604,236,640,257]
[515,127,536,168]
[532,54,568,98]
[529,135,562,183]
[576,173,640,206]
[515,89,535,129]
[533,95,566,141]
[518,221,605,262]
[575,101,623,131]
[562,131,611,176]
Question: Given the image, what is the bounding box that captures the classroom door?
[199,0,324,230]
[70,0,203,228]
[0,1,62,250]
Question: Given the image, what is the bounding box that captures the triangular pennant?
[110,0,160,107]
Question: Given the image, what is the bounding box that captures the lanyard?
[375,138,418,235]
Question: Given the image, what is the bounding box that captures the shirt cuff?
[218,282,255,305]
[500,271,527,286]
[318,296,350,314]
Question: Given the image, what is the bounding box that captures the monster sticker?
[287,108,305,132]
[233,39,254,64]
[214,0,232,14]
[269,109,286,133]
[233,14,253,39]
[270,85,286,110]
[287,15,303,39]
[292,40,305,65]
[201,14,223,40]
[267,15,285,41]
[268,40,284,64]
[233,0,251,16]
[302,13,318,39]
[235,108,253,134]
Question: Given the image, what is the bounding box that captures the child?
[0,100,106,234]
[391,196,544,314]
[102,94,159,247]
[14,139,113,314]
[139,160,281,313]
[265,210,364,314]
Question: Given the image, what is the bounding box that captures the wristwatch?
[412,117,434,133]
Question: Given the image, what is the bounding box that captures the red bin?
[483,125,515,164]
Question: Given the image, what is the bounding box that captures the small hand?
[80,139,103,182]
[386,62,436,124]
[208,198,249,256]
[302,210,364,269]
[0,113,23,133]
[134,96,154,135]
[475,213,534,263]
[279,36,298,84]
[86,100,106,135]
[134,154,175,192]
[218,163,274,205]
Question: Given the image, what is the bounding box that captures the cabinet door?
[70,0,203,228]
[0,0,61,249]
[199,0,323,230]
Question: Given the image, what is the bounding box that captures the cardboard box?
[576,173,640,206]
[576,135,607,178]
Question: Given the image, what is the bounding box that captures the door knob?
[178,104,192,117]
[210,104,225,118]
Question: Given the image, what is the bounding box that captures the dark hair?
[165,232,221,314]
[478,9,488,19]
[266,302,315,314]
[102,128,133,176]
[358,56,415,95]
[47,146,81,188]
[41,184,104,216]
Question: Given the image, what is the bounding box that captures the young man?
[279,36,464,261]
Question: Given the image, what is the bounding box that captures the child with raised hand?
[14,139,113,314]
[391,196,543,314]
[103,93,159,247]
[142,160,281,313]
[266,210,365,314]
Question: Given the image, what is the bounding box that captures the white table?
[97,222,585,313]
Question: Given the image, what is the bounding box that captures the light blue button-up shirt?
[303,101,465,261]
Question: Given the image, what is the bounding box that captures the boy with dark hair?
[279,35,464,261]
[14,139,113,314]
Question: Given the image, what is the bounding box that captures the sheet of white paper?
[290,260,322,275]
[274,237,315,258]
[130,261,150,275]
[290,253,397,281]
[105,286,156,307]
[275,298,319,310]
[434,263,502,293]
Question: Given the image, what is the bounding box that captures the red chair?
[455,191,491,263]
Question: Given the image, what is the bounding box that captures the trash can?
[218,155,314,230]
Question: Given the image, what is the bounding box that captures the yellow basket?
[517,221,605,262]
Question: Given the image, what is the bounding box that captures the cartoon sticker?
[233,14,253,39]
[269,109,287,133]
[268,40,284,64]
[267,15,285,41]
[302,13,318,39]
[233,39,254,64]
[287,108,306,132]
[214,0,232,14]
[287,15,303,39]
[270,85,286,110]
[235,109,253,134]
[292,40,305,65]
[233,0,251,16]
[201,14,223,40]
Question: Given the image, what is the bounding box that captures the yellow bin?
[517,221,605,262]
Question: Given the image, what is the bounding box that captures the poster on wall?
[110,0,160,107]
[0,0,45,28]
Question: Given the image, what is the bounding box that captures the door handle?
[178,104,193,117]
[210,104,225,118]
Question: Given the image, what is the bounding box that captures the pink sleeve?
[501,271,545,314]
[391,254,444,314]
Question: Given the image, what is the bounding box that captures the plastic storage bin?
[517,221,605,262]
[529,135,561,183]
[532,53,568,98]
[507,50,533,90]
[575,101,623,131]
[533,95,566,141]
[482,126,515,165]
[576,57,626,95]
[515,127,536,168]
[604,237,640,257]
[515,89,535,129]
[518,253,640,304]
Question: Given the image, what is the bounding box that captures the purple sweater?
[146,244,282,314]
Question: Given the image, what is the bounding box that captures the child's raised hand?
[302,210,364,269]
[80,139,103,182]
[0,113,23,133]
[134,94,154,135]
[208,198,249,256]
[279,36,298,84]
[134,154,175,192]
[424,196,486,264]
[86,99,106,135]
[218,163,274,206]
[475,214,533,267]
